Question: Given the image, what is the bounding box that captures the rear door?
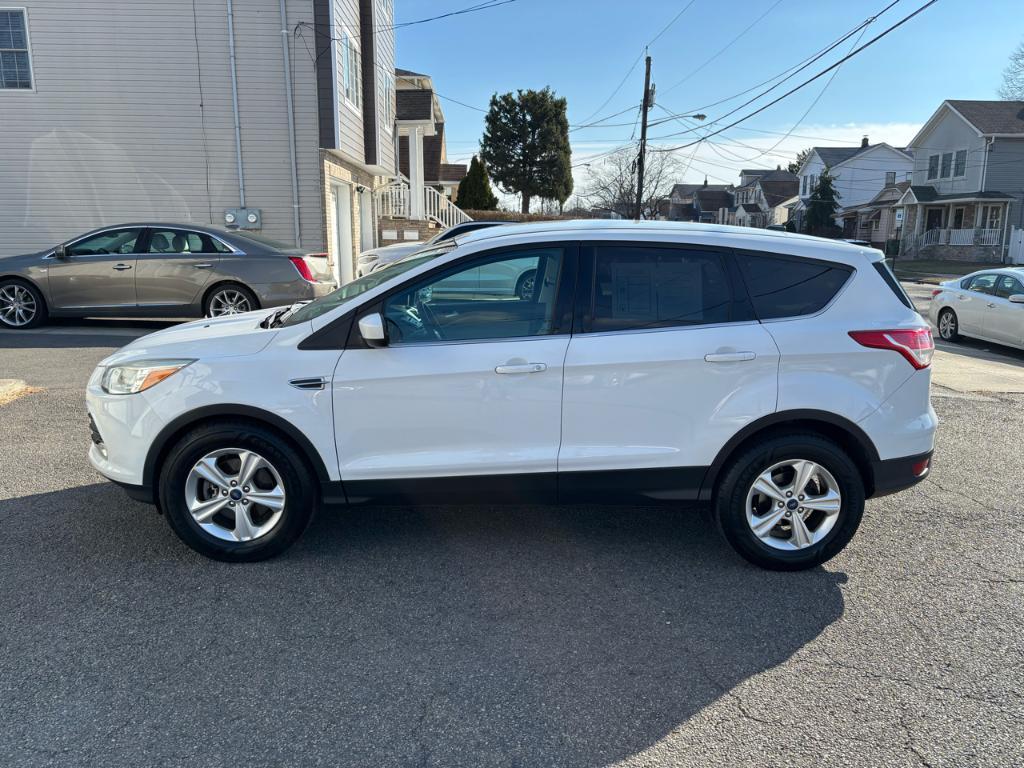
[558,242,779,502]
[957,273,997,335]
[47,227,144,309]
[987,274,1024,346]
[134,228,227,308]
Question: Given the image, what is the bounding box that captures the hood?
[99,309,277,366]
[0,248,48,264]
[361,241,424,261]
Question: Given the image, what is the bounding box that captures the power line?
[650,0,940,154]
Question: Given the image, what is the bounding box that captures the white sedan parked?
[930,268,1024,349]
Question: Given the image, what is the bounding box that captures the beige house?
[0,0,453,286]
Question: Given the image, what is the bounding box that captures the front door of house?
[925,208,944,231]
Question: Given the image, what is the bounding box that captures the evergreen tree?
[803,169,841,237]
[788,147,812,174]
[456,156,498,211]
[480,87,572,214]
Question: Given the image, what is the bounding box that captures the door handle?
[495,362,547,374]
[987,302,997,308]
[193,263,214,269]
[704,351,756,363]
[958,295,970,301]
[112,263,132,271]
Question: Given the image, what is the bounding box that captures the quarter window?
[589,246,732,332]
[735,252,852,319]
[67,228,143,256]
[382,248,565,343]
[0,9,31,89]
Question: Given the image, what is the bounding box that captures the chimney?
[861,135,869,148]
[703,176,708,187]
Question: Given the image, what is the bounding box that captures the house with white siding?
[0,1,469,284]
[794,138,913,231]
[896,100,1024,261]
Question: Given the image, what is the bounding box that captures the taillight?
[931,289,942,297]
[288,256,315,283]
[849,328,934,370]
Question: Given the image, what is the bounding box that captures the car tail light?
[849,328,934,370]
[288,256,316,283]
[931,289,943,297]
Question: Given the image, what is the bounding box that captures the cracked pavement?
[0,319,1021,767]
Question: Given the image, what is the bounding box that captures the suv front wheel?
[714,434,865,571]
[158,422,316,561]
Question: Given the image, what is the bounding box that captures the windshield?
[281,245,453,327]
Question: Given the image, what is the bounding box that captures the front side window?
[67,228,143,256]
[382,248,565,344]
[954,149,967,177]
[735,252,852,320]
[995,276,1024,299]
[927,155,939,180]
[0,9,32,89]
[590,246,732,332]
[147,229,209,254]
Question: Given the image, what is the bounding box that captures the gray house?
[897,100,1024,261]
[0,1,430,285]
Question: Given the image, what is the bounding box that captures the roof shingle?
[947,100,1024,135]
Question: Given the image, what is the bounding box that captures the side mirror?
[358,312,388,348]
[53,244,69,259]
[1009,294,1024,304]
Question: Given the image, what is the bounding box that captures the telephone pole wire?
[634,54,652,221]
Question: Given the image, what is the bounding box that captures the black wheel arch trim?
[142,404,332,495]
[699,409,881,501]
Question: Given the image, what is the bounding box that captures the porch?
[897,194,1012,261]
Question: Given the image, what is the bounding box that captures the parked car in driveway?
[930,268,1024,349]
[86,221,936,570]
[355,220,513,277]
[0,223,334,329]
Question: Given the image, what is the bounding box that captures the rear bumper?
[869,450,932,497]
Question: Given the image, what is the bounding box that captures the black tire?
[0,278,48,330]
[158,421,317,561]
[515,269,537,301]
[937,307,960,342]
[203,283,259,318]
[714,433,865,571]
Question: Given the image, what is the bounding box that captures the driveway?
[0,319,1021,767]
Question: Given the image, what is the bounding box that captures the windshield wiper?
[260,307,288,329]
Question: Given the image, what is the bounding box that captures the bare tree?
[580,147,682,219]
[999,39,1024,100]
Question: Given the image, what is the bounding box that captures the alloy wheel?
[0,284,37,327]
[184,448,286,542]
[745,459,842,551]
[517,272,536,301]
[938,311,956,340]
[208,289,252,316]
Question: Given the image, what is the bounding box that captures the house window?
[340,31,360,108]
[940,152,952,178]
[981,205,1002,230]
[0,9,32,89]
[954,149,967,177]
[927,155,939,180]
[886,171,896,185]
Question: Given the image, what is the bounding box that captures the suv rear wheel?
[158,422,316,561]
[714,434,865,571]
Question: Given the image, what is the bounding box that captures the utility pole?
[634,54,652,221]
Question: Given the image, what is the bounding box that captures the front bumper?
[86,375,168,491]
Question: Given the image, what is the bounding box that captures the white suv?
[86,222,936,570]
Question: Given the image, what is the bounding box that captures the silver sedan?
[930,267,1024,350]
[0,223,335,329]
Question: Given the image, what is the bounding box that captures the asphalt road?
[0,311,1021,768]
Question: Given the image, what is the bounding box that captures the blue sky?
[394,0,1023,198]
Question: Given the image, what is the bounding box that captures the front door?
[558,243,779,502]
[134,228,224,307]
[925,208,944,231]
[332,245,574,501]
[47,227,144,309]
[987,275,1024,345]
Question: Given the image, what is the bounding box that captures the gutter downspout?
[226,0,246,208]
[279,0,302,247]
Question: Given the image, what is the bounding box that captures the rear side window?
[872,261,914,309]
[590,245,732,332]
[735,252,852,320]
[966,274,997,295]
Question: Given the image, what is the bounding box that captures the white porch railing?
[424,186,472,228]
[374,179,472,229]
[902,228,1003,253]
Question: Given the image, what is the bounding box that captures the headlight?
[101,359,194,395]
